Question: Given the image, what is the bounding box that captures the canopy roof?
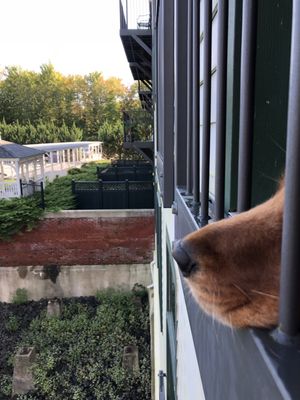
[0,140,45,160]
[26,141,102,152]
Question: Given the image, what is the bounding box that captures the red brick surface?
[0,217,154,266]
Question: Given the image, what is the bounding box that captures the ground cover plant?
[44,160,109,211]
[0,161,109,240]
[0,287,151,400]
[0,196,44,241]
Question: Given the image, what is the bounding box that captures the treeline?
[0,64,148,154]
[0,120,82,144]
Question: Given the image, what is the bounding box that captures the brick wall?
[0,212,155,266]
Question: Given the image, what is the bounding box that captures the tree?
[0,64,150,154]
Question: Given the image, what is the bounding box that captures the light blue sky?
[0,0,134,86]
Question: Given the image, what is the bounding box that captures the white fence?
[0,181,21,199]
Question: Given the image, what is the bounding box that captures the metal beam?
[132,34,152,56]
[141,79,152,90]
[129,62,151,79]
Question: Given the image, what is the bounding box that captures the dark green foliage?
[12,289,29,305]
[0,196,43,241]
[44,162,108,212]
[0,162,109,239]
[0,120,83,145]
[5,315,20,332]
[0,300,48,399]
[0,290,151,400]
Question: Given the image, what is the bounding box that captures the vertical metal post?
[215,0,228,220]
[186,0,193,195]
[99,179,103,209]
[20,179,23,197]
[71,179,75,194]
[125,179,129,208]
[40,181,45,210]
[158,370,166,400]
[192,0,200,216]
[200,0,212,226]
[237,0,258,212]
[278,0,300,338]
[174,0,188,187]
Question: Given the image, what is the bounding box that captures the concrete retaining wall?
[0,264,152,302]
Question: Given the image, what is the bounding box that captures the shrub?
[12,288,29,305]
[0,196,43,241]
[5,315,20,332]
[5,290,151,400]
[0,161,110,239]
[44,162,108,212]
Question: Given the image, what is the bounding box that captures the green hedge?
[0,196,43,241]
[0,161,109,240]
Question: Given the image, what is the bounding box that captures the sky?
[0,0,134,86]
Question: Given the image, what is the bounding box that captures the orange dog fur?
[179,185,284,328]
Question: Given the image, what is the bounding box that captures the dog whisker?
[232,283,252,302]
[250,289,279,299]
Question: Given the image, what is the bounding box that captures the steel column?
[215,0,228,220]
[279,0,300,338]
[237,0,257,212]
[200,0,212,226]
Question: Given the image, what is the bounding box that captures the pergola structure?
[0,140,45,199]
[0,140,103,199]
[26,141,103,178]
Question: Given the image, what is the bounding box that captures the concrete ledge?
[45,209,155,219]
[0,264,153,302]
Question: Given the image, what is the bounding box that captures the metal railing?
[20,179,45,209]
[278,0,300,340]
[111,159,151,167]
[97,165,153,182]
[173,0,300,340]
[120,0,151,30]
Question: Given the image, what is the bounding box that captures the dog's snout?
[172,240,197,277]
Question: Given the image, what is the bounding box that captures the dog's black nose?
[172,240,197,277]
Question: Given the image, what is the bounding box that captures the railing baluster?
[192,0,200,216]
[237,0,258,212]
[215,0,228,221]
[186,0,193,195]
[200,0,212,226]
[278,0,300,339]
